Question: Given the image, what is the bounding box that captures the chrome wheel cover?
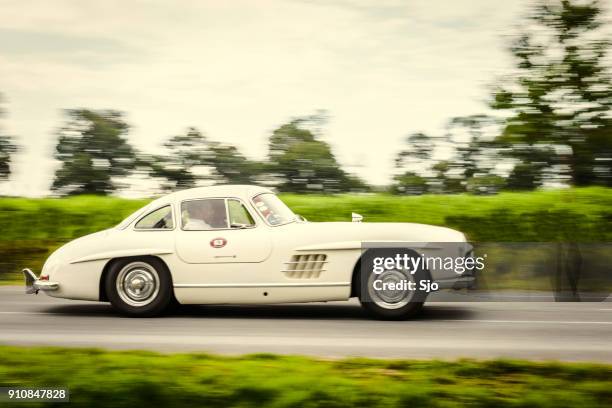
[116,262,160,307]
[367,268,415,310]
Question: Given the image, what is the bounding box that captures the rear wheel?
[105,257,172,317]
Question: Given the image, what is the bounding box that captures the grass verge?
[0,279,21,285]
[0,346,610,407]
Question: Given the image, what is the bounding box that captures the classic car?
[23,185,474,319]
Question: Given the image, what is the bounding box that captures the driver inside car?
[184,200,227,230]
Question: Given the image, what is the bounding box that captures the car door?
[175,197,272,264]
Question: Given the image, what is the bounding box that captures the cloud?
[0,28,143,68]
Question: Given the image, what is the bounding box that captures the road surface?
[0,286,610,362]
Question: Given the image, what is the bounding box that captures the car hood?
[281,221,465,249]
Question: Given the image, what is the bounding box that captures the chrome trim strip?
[70,250,174,264]
[174,282,349,288]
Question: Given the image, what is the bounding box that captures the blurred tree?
[431,160,464,194]
[466,174,506,195]
[446,115,500,179]
[269,118,318,160]
[394,132,433,168]
[0,95,19,181]
[0,135,17,181]
[207,142,263,184]
[149,127,213,190]
[267,117,367,193]
[393,123,506,194]
[390,171,428,195]
[491,0,612,187]
[150,127,262,190]
[51,110,136,195]
[444,115,508,193]
[392,132,436,194]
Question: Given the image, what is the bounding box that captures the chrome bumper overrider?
[23,268,60,294]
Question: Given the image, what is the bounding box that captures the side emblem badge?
[210,238,227,248]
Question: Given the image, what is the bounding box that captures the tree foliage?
[491,0,612,187]
[151,116,367,193]
[149,128,212,190]
[394,1,612,195]
[267,117,367,193]
[392,116,504,195]
[51,110,136,195]
[150,127,261,190]
[0,95,18,181]
[207,142,262,185]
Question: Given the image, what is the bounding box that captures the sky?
[0,0,545,196]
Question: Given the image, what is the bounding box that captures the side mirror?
[296,214,308,222]
[351,212,363,223]
[230,223,248,229]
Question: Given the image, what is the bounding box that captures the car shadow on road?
[42,302,475,321]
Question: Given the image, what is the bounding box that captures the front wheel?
[357,250,428,320]
[105,257,173,317]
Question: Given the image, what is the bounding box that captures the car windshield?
[252,193,296,226]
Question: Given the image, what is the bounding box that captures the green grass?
[0,195,148,242]
[1,187,611,280]
[0,196,147,281]
[0,279,21,285]
[0,346,610,407]
[283,187,612,223]
[283,187,612,241]
[0,187,610,242]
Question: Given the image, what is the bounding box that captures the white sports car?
[24,185,474,319]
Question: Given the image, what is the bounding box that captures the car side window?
[182,199,228,230]
[135,205,174,230]
[228,199,255,228]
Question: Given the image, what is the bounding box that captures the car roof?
[149,184,273,207]
[117,185,274,229]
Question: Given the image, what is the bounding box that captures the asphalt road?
[0,286,610,362]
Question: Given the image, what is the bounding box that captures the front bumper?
[23,268,60,294]
[436,276,476,290]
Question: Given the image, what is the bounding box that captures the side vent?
[283,254,327,279]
